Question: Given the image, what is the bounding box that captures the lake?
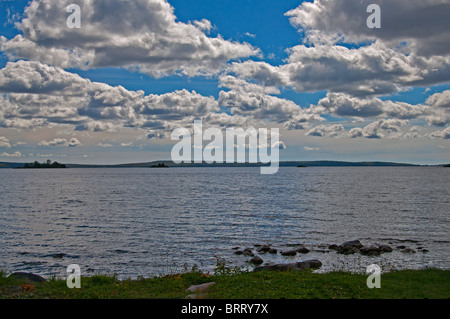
[0,167,448,279]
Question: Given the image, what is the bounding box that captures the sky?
[0,0,449,165]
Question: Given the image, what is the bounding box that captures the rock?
[281,249,297,256]
[360,244,393,256]
[300,260,323,269]
[396,245,406,249]
[9,272,47,283]
[234,250,244,255]
[257,245,271,253]
[331,240,363,255]
[400,248,416,253]
[254,260,322,272]
[328,244,339,250]
[341,240,364,249]
[421,249,429,253]
[187,282,216,293]
[232,247,240,250]
[296,247,310,254]
[360,246,382,256]
[268,248,278,254]
[250,256,264,265]
[243,248,254,257]
[378,245,393,253]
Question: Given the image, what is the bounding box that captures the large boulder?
[9,272,47,283]
[341,240,364,249]
[250,256,264,265]
[254,260,322,272]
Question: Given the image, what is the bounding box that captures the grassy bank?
[1,268,448,299]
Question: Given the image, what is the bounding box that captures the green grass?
[0,268,448,299]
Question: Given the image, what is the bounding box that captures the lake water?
[0,167,449,279]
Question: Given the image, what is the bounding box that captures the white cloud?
[98,143,113,148]
[0,0,259,77]
[225,0,450,99]
[304,146,319,151]
[0,136,11,148]
[285,0,450,57]
[39,137,82,147]
[429,127,450,139]
[306,124,345,137]
[348,119,410,139]
[0,151,22,157]
[426,90,450,109]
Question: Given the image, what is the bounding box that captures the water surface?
[0,167,448,279]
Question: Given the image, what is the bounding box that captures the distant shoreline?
[2,160,448,169]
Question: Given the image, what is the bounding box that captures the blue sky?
[0,0,449,164]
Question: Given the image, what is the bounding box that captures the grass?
[0,267,448,299]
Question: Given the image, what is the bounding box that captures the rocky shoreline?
[232,239,429,270]
[4,238,433,283]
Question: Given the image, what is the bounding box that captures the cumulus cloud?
[0,136,11,148]
[348,119,410,139]
[426,90,450,109]
[429,127,450,139]
[315,92,449,127]
[226,0,450,98]
[0,151,22,157]
[306,124,345,137]
[0,0,259,77]
[285,0,450,57]
[0,60,222,136]
[39,137,82,147]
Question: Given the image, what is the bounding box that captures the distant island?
[151,163,169,168]
[17,160,67,169]
[445,164,450,167]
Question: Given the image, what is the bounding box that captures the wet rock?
[243,248,254,257]
[234,250,244,255]
[341,240,364,249]
[339,247,359,255]
[400,248,416,254]
[281,249,297,256]
[254,260,322,272]
[328,240,364,255]
[396,245,406,249]
[360,246,382,256]
[257,245,272,253]
[378,245,393,253]
[296,247,310,254]
[250,256,264,265]
[9,272,47,283]
[268,248,278,254]
[360,244,393,256]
